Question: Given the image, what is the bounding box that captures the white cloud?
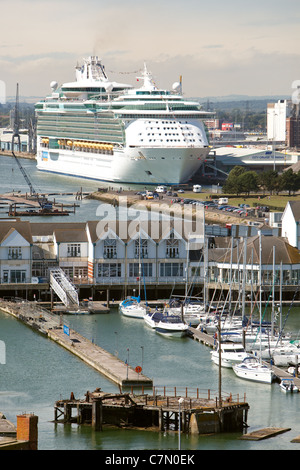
[0,0,299,97]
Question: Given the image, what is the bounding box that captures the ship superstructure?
[35,56,211,184]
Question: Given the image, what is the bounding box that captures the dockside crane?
[12,151,35,196]
[11,150,52,210]
[10,82,54,211]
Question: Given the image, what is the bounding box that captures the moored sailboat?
[232,356,275,384]
[119,296,149,319]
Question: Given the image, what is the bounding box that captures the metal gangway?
[49,268,79,309]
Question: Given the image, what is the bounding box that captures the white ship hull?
[36,145,209,185]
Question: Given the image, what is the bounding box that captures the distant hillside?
[196,95,290,113]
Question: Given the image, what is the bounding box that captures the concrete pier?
[48,326,153,388]
[0,300,152,388]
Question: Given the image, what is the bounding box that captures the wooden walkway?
[188,327,216,347]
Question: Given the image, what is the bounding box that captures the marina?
[0,155,300,450]
[1,294,300,445]
[0,0,300,453]
[2,299,300,450]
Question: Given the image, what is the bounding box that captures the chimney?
[16,413,38,450]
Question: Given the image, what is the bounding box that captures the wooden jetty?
[0,300,152,388]
[0,192,82,217]
[54,386,249,434]
[51,301,110,315]
[188,326,215,347]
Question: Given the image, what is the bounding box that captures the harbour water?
[1,154,300,451]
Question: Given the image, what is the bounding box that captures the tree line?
[222,166,300,196]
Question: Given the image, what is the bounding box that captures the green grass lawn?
[181,190,300,211]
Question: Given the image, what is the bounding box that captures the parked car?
[146,191,154,199]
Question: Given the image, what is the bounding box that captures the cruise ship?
[35,56,211,185]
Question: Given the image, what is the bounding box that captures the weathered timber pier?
[54,387,249,434]
[0,300,152,388]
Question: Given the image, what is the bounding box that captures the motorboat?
[260,340,300,365]
[232,356,275,384]
[205,319,242,335]
[154,314,188,337]
[144,310,164,329]
[279,378,299,393]
[210,342,249,368]
[287,365,300,375]
[119,296,149,319]
[167,299,205,326]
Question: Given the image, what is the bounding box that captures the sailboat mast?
[272,246,275,339]
[259,230,262,362]
[139,229,141,298]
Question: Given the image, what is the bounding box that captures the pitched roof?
[0,220,32,244]
[214,234,300,265]
[53,228,88,243]
[30,222,86,236]
[288,201,300,221]
[86,220,190,244]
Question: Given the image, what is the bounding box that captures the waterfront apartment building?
[0,219,32,284]
[30,220,191,288]
[1,217,300,301]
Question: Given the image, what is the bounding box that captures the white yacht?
[154,315,188,337]
[144,310,164,328]
[119,297,148,319]
[210,342,249,368]
[167,299,206,326]
[35,56,211,185]
[232,356,275,384]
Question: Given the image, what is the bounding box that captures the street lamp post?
[126,348,129,380]
[178,397,184,450]
[140,346,144,370]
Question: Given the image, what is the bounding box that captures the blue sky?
[0,0,300,98]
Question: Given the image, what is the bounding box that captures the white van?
[218,197,228,205]
[193,185,202,193]
[156,186,167,193]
